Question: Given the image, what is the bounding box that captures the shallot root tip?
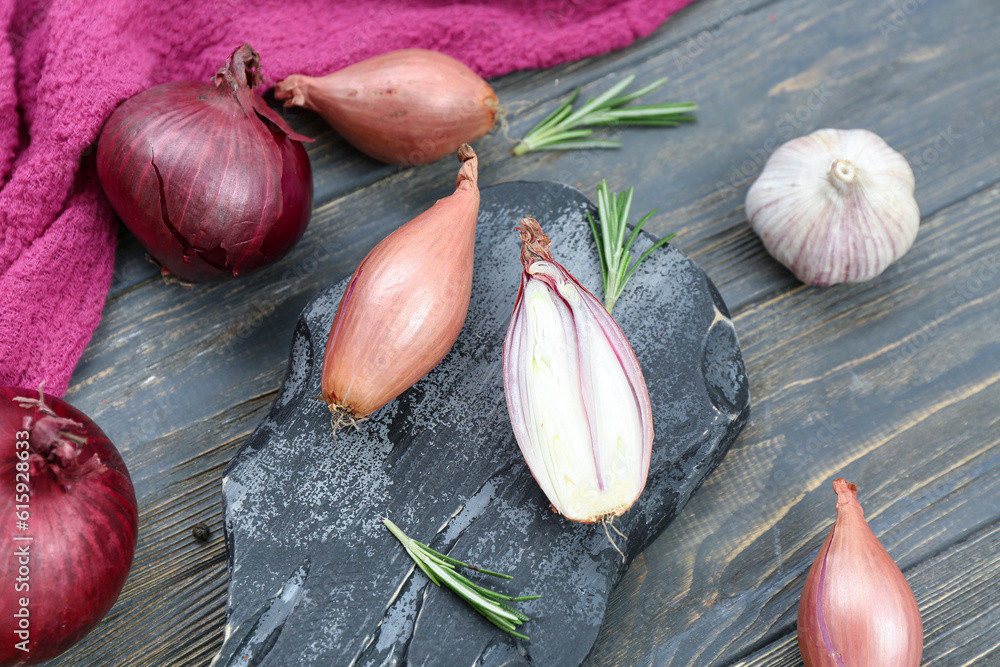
[516,217,553,264]
[602,518,627,563]
[832,477,857,494]
[327,401,367,438]
[494,106,515,142]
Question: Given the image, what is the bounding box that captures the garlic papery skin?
[503,217,654,524]
[746,128,920,286]
[797,479,923,667]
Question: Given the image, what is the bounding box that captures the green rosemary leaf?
[382,518,538,640]
[589,180,677,315]
[622,233,677,286]
[532,139,623,151]
[623,210,658,254]
[428,549,514,580]
[532,90,579,133]
[425,561,522,623]
[485,614,529,640]
[606,77,667,106]
[600,118,694,127]
[406,545,441,585]
[464,566,513,580]
[514,75,696,154]
[615,189,633,251]
[535,129,596,144]
[495,600,531,623]
[607,106,691,119]
[561,74,636,126]
[585,211,608,286]
[617,102,699,113]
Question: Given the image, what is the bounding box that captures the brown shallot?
[320,145,480,430]
[275,49,498,166]
[798,478,923,667]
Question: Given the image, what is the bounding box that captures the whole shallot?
[798,478,923,667]
[320,145,480,430]
[276,49,497,166]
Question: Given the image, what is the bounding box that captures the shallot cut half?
[503,218,654,525]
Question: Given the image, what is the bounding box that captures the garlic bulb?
[746,128,920,286]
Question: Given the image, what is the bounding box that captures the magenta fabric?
[0,0,694,397]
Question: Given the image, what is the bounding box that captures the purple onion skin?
[0,387,138,666]
[97,44,313,282]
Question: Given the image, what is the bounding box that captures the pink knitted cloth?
[0,0,693,396]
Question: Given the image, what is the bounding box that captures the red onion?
[0,386,138,666]
[97,43,314,282]
[275,49,498,166]
[503,218,654,525]
[321,145,480,428]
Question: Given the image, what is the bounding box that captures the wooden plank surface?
[52,0,1000,664]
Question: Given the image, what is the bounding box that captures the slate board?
[213,181,750,667]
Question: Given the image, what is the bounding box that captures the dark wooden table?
[54,0,1000,664]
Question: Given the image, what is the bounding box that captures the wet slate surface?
[214,181,749,667]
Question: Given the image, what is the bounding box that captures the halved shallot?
[503,217,654,524]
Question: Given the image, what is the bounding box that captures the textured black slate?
[213,181,750,667]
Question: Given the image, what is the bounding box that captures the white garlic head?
[746,128,920,286]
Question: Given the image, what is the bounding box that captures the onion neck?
[213,43,263,96]
[833,477,864,515]
[455,144,479,192]
[209,43,313,143]
[14,393,107,490]
[517,216,554,267]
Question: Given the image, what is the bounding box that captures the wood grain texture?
[52,0,1000,663]
[590,180,1000,666]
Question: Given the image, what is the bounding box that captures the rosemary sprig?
[513,75,697,155]
[383,518,540,640]
[586,180,676,315]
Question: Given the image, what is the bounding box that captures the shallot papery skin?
[503,218,654,524]
[320,145,479,425]
[0,387,138,666]
[98,43,313,282]
[746,128,920,286]
[275,49,498,166]
[797,479,923,667]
